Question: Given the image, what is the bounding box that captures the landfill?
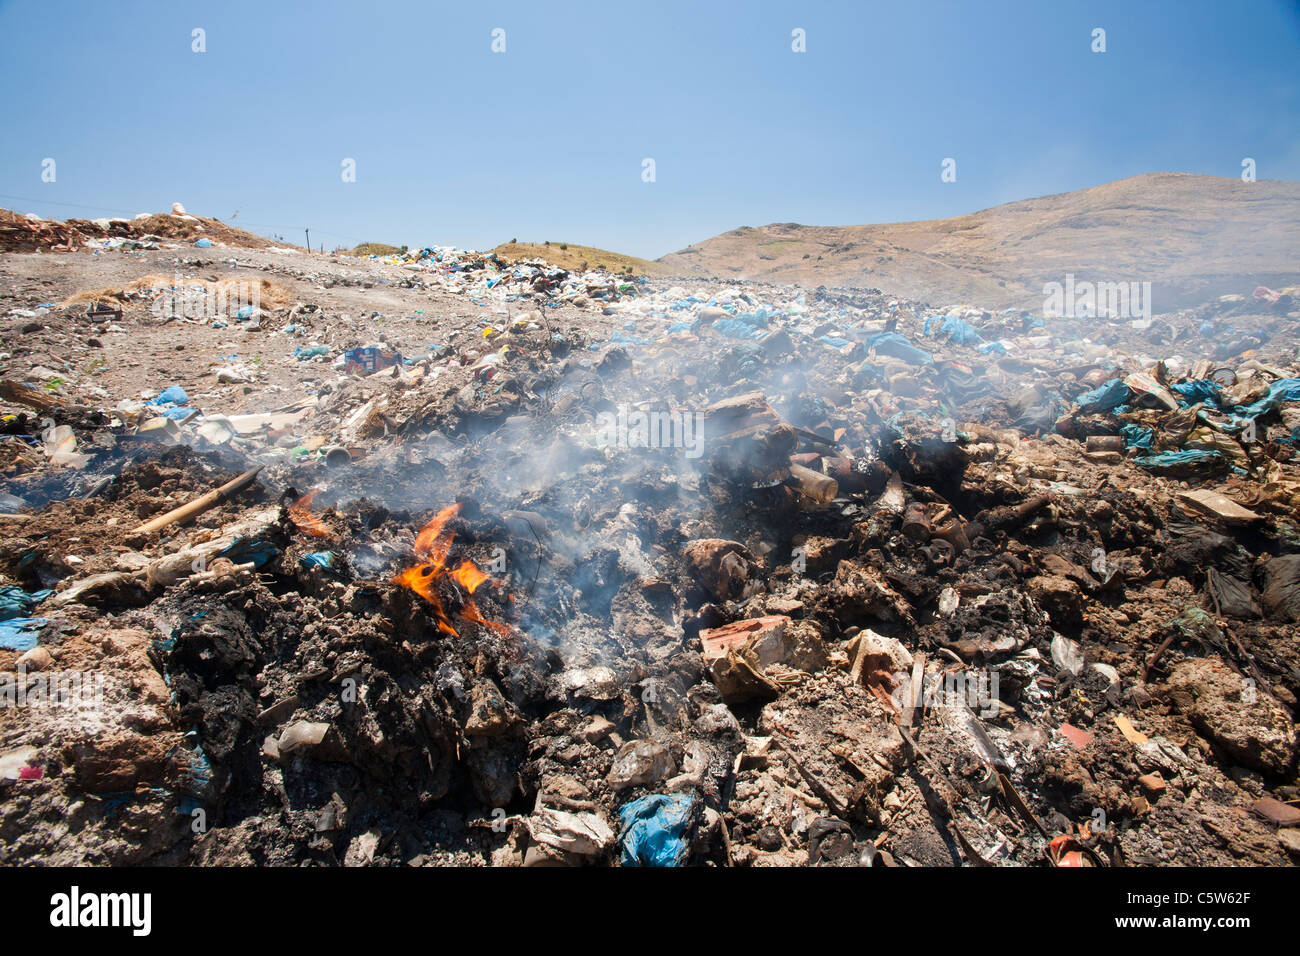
[1,207,1298,867]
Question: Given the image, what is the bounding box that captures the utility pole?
[305,228,311,253]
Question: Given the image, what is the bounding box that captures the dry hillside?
[659,173,1300,310]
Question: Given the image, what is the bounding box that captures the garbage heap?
[2,261,1299,866]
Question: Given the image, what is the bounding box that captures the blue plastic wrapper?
[1134,449,1224,472]
[194,238,212,248]
[1230,378,1300,420]
[1074,378,1129,412]
[0,586,53,622]
[713,312,769,341]
[609,331,650,346]
[341,346,403,373]
[865,332,933,365]
[1119,424,1155,450]
[924,315,985,346]
[0,617,47,652]
[1169,379,1223,409]
[218,538,281,568]
[299,551,335,570]
[146,385,189,407]
[618,793,699,867]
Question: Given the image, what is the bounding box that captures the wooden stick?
[130,466,263,534]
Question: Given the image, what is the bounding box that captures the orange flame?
[289,489,330,538]
[394,504,507,636]
[451,559,489,594]
[414,502,460,563]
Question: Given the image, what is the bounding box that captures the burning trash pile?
[2,238,1299,867]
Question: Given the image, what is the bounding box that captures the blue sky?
[1,0,1297,257]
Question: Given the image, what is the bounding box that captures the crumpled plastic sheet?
[923,315,985,346]
[617,792,699,867]
[1170,379,1223,409]
[1120,424,1155,450]
[1230,378,1300,420]
[713,312,769,341]
[0,586,53,622]
[865,332,933,365]
[145,385,188,407]
[1075,378,1130,412]
[1134,449,1224,472]
[0,617,47,652]
[608,330,650,346]
[218,538,281,568]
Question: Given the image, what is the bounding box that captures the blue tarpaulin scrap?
[0,586,52,622]
[618,793,698,867]
[0,617,47,652]
[865,332,933,365]
[1075,379,1130,413]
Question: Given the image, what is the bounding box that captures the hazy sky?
[1,0,1297,257]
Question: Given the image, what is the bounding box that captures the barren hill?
[658,173,1300,310]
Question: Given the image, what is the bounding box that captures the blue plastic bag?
[146,385,189,407]
[618,793,699,867]
[713,312,769,341]
[0,586,53,622]
[609,331,650,346]
[1169,379,1223,409]
[218,538,281,568]
[924,315,985,346]
[1074,379,1129,413]
[865,332,933,366]
[1119,424,1155,451]
[0,617,47,652]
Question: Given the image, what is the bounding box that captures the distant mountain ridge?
[656,173,1300,310]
